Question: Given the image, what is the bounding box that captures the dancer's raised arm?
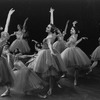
[22,17,28,33]
[4,8,15,33]
[63,20,70,36]
[49,7,54,24]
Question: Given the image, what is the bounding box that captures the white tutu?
[61,46,91,75]
[28,48,67,78]
[53,40,66,53]
[11,67,48,94]
[91,46,100,61]
[0,55,14,86]
[10,39,30,53]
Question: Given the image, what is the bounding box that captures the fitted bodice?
[15,31,23,39]
[67,34,78,47]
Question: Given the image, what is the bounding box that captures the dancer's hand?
[82,37,88,40]
[50,7,54,12]
[73,21,78,26]
[8,8,15,15]
[67,20,70,24]
[32,40,38,44]
[51,51,56,56]
[25,17,28,22]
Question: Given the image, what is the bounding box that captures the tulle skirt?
[10,39,30,53]
[28,49,67,78]
[0,56,14,86]
[91,46,100,61]
[61,46,91,75]
[53,41,66,53]
[11,67,48,94]
[13,60,27,70]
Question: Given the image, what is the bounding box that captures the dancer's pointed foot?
[38,94,47,98]
[74,79,77,86]
[47,88,52,95]
[61,74,65,78]
[86,68,92,75]
[1,89,10,97]
[58,84,62,88]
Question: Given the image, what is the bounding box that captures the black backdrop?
[0,0,100,55]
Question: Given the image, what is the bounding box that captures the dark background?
[0,0,100,55]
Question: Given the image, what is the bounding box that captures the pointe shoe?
[47,88,52,96]
[38,94,47,98]
[86,68,92,75]
[1,89,10,97]
[74,79,77,86]
[58,84,62,88]
[61,74,65,78]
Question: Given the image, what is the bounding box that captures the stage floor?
[0,70,100,100]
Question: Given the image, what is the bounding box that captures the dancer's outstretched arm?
[63,20,70,36]
[76,37,88,45]
[22,17,28,33]
[4,8,15,33]
[18,54,36,58]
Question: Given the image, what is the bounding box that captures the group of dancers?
[0,7,100,99]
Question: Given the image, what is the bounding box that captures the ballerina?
[28,7,67,95]
[89,37,100,75]
[1,41,47,98]
[3,47,47,98]
[61,21,91,86]
[28,23,67,95]
[53,20,70,53]
[10,56,47,97]
[9,18,30,54]
[0,40,15,97]
[0,8,15,97]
